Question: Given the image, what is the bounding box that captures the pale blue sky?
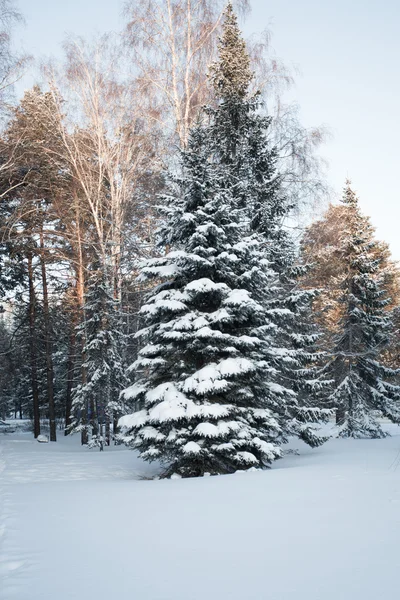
[15,0,400,257]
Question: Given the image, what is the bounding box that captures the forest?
[2,2,400,599]
[0,0,399,475]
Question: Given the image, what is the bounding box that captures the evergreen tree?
[0,317,15,419]
[210,2,253,101]
[209,3,331,446]
[300,191,400,354]
[119,3,328,477]
[71,267,129,448]
[4,298,48,426]
[327,181,400,437]
[272,255,332,447]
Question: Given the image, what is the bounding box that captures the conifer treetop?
[210,2,253,100]
[341,179,358,207]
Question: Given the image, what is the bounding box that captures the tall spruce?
[210,3,330,446]
[119,3,328,477]
[327,181,400,437]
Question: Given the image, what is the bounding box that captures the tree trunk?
[105,416,111,446]
[75,206,89,445]
[347,276,354,432]
[89,397,97,437]
[40,231,56,442]
[64,325,76,435]
[80,393,88,445]
[113,416,118,445]
[27,251,41,439]
[335,407,345,425]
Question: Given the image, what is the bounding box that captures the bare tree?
[44,36,159,300]
[0,0,30,113]
[124,0,329,216]
[124,0,250,147]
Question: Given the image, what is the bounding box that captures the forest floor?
[1,422,400,600]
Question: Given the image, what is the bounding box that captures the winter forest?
[1,0,400,598]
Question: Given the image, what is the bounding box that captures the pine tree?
[71,266,129,448]
[327,181,400,437]
[119,3,328,477]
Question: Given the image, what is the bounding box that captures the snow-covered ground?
[1,424,400,600]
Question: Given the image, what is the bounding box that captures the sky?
[14,0,400,258]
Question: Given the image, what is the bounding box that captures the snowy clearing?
[1,424,400,600]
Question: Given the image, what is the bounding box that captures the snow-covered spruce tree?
[328,181,400,438]
[71,266,129,448]
[270,246,332,447]
[208,2,331,447]
[119,3,328,476]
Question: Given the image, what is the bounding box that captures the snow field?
[1,426,400,600]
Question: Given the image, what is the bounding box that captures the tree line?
[0,1,399,474]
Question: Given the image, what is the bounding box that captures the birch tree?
[124,0,250,148]
[0,0,30,112]
[124,0,329,214]
[45,36,159,300]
